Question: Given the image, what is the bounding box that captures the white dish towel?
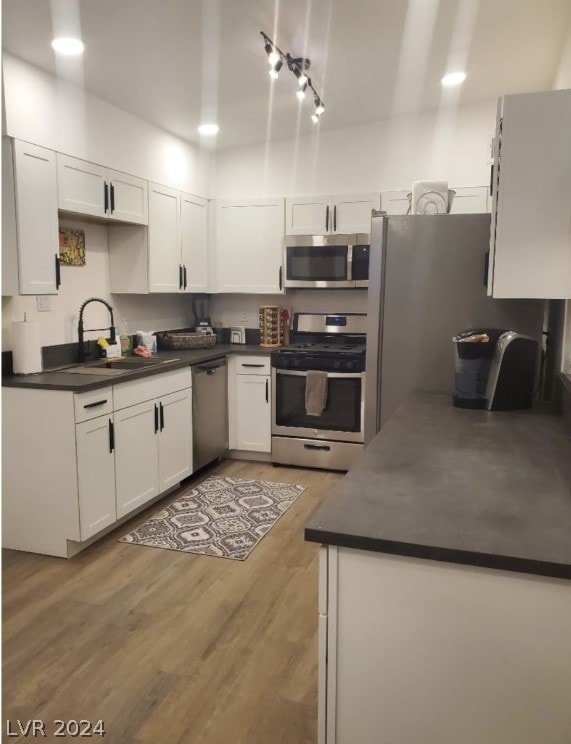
[412,180,449,214]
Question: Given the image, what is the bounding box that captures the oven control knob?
[333,360,341,369]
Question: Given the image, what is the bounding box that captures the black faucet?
[77,297,116,363]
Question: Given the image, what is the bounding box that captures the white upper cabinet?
[57,154,148,225]
[381,187,489,215]
[334,193,380,233]
[148,183,182,293]
[286,196,330,234]
[488,89,571,299]
[181,193,209,292]
[215,199,285,293]
[109,187,210,294]
[449,187,489,214]
[380,191,410,215]
[285,193,380,235]
[107,169,148,224]
[3,139,60,295]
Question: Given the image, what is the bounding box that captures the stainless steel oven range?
[271,313,366,471]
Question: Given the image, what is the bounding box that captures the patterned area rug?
[120,476,307,560]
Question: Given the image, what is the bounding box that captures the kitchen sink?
[61,357,180,376]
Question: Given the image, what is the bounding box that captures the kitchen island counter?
[306,392,571,580]
[2,344,268,392]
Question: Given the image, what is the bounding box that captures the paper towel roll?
[12,318,42,374]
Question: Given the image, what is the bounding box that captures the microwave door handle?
[347,244,354,282]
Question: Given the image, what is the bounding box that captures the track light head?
[311,113,319,123]
[268,50,280,67]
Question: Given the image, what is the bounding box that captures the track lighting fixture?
[260,31,326,122]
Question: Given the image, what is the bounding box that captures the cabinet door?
[235,375,271,452]
[285,195,330,235]
[57,154,107,218]
[333,193,380,233]
[76,415,117,540]
[12,140,59,295]
[115,400,159,518]
[158,389,193,491]
[181,193,208,291]
[215,199,284,293]
[449,187,489,214]
[490,90,571,299]
[148,183,182,293]
[108,170,148,225]
[380,191,410,215]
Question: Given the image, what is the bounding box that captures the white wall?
[213,99,497,199]
[210,290,367,330]
[2,217,194,351]
[2,53,212,195]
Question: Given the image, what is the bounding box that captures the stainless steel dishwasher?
[192,357,228,470]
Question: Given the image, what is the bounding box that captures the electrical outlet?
[36,295,52,312]
[240,312,249,323]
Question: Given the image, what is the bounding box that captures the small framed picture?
[59,228,86,266]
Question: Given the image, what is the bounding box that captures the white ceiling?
[2,0,570,150]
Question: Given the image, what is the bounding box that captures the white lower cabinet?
[115,399,161,519]
[2,369,193,558]
[76,415,117,540]
[235,375,271,452]
[158,389,193,491]
[228,355,271,454]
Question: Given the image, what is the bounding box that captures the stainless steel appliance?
[485,331,538,410]
[271,313,367,471]
[283,234,370,289]
[192,357,228,470]
[364,214,545,441]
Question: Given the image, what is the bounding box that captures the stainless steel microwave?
[283,234,370,289]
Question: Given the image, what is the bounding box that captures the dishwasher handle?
[195,359,227,374]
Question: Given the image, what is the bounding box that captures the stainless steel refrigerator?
[364,213,545,442]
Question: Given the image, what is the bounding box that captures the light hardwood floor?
[3,459,343,744]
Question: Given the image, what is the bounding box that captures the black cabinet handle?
[333,205,337,231]
[484,251,490,288]
[242,363,264,368]
[489,163,494,197]
[108,419,115,453]
[159,402,165,431]
[154,403,159,433]
[325,204,330,232]
[55,254,61,289]
[265,378,269,403]
[104,182,109,213]
[183,265,188,289]
[84,399,108,409]
[179,264,183,290]
[110,183,115,213]
[278,265,283,291]
[304,443,331,451]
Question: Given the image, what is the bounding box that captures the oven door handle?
[274,369,364,379]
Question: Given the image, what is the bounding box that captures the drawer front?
[234,355,270,376]
[74,387,113,423]
[113,368,192,410]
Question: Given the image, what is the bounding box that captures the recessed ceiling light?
[198,123,219,136]
[51,37,84,56]
[441,71,466,87]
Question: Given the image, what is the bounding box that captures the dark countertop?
[305,393,571,580]
[2,344,269,392]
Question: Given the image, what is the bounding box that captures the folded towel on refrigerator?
[411,181,449,214]
[305,370,328,416]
